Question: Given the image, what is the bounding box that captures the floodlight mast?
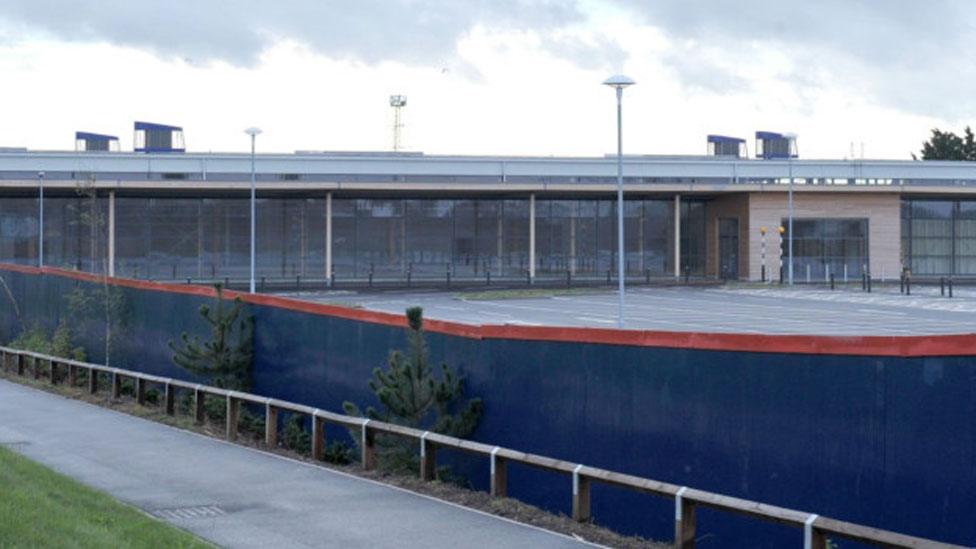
[602,74,635,329]
[390,95,407,151]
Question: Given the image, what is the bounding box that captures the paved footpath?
[0,379,590,549]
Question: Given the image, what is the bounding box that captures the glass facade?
[0,195,708,282]
[781,218,869,280]
[901,198,976,275]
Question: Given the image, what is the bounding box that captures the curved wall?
[0,263,973,547]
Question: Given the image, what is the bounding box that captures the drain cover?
[152,505,226,520]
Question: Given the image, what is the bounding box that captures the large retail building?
[1,130,975,285]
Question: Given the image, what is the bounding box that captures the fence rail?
[0,345,963,549]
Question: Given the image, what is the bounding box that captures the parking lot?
[276,282,976,336]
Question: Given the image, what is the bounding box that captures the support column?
[569,214,577,275]
[529,194,536,281]
[325,192,332,284]
[496,207,504,274]
[108,191,116,277]
[674,194,681,278]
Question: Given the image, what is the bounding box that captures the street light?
[603,74,635,329]
[785,133,797,286]
[244,127,262,294]
[37,171,44,268]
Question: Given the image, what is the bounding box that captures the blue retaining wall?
[1,269,973,547]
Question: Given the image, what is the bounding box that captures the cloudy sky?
[0,1,972,159]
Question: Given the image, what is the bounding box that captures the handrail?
[0,345,963,549]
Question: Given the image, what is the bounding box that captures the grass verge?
[0,445,211,549]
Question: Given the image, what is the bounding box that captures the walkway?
[0,379,590,549]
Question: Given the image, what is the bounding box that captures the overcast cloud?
[615,0,976,118]
[0,0,585,66]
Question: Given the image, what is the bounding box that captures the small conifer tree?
[344,306,482,471]
[168,285,254,390]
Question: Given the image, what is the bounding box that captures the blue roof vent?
[134,121,185,153]
[75,131,120,152]
[755,131,797,159]
[707,135,746,158]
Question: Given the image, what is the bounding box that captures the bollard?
[779,266,784,285]
[406,267,412,288]
[486,270,491,285]
[906,274,911,296]
[566,270,572,288]
[806,264,811,284]
[900,274,905,294]
[761,264,766,283]
[330,270,336,288]
[296,275,301,291]
[941,277,945,296]
[261,276,266,292]
[684,266,691,284]
[867,274,872,293]
[949,277,953,298]
[844,264,848,284]
[186,277,191,284]
[645,268,651,285]
[861,272,867,291]
[526,269,532,285]
[446,266,451,287]
[224,277,230,288]
[368,264,374,287]
[606,269,612,286]
[830,274,835,291]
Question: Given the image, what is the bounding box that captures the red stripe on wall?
[3,263,974,357]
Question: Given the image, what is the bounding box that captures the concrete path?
[0,379,590,549]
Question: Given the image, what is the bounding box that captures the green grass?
[0,445,211,548]
[456,287,612,301]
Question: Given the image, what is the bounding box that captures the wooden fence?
[0,345,963,549]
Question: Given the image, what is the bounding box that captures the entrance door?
[718,218,739,280]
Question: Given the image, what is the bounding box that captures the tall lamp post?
[244,127,262,294]
[603,74,635,329]
[786,133,797,286]
[38,171,44,268]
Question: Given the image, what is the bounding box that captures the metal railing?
[0,345,962,549]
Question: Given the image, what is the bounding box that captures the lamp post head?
[603,74,636,89]
[37,171,44,179]
[244,127,263,137]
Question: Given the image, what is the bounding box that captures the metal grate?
[151,505,226,520]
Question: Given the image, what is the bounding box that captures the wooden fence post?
[48,360,58,384]
[111,371,122,399]
[265,402,278,448]
[674,487,696,549]
[33,357,42,380]
[136,377,146,405]
[361,420,375,470]
[16,354,25,376]
[68,364,77,386]
[88,368,98,394]
[164,382,175,415]
[490,447,507,497]
[420,432,436,481]
[226,394,240,441]
[194,387,206,424]
[805,514,827,549]
[572,465,591,522]
[312,412,324,461]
